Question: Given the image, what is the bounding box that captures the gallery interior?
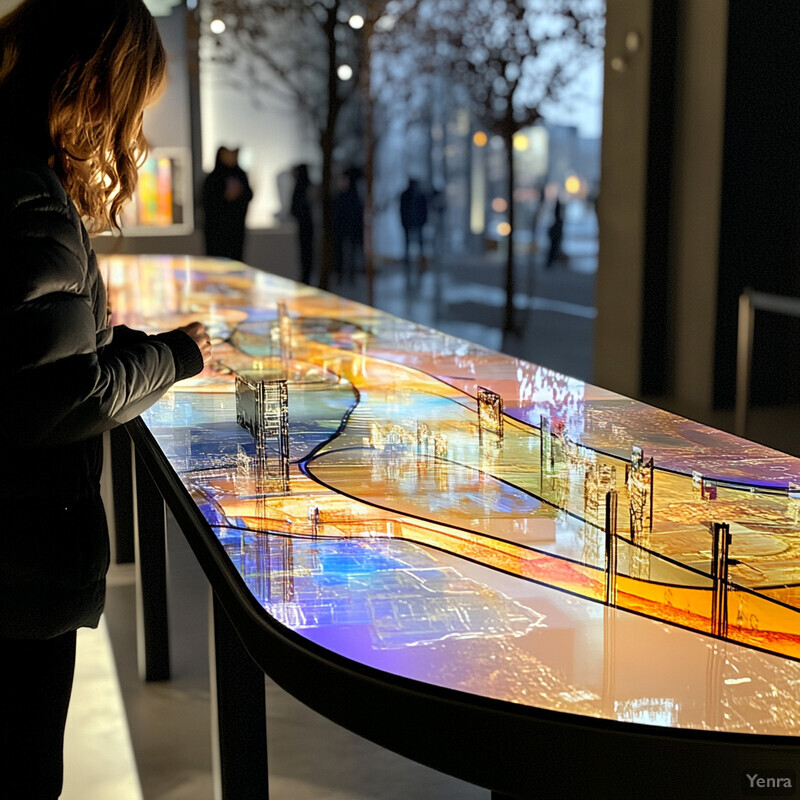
[1,0,797,798]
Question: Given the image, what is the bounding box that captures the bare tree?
[388,0,604,332]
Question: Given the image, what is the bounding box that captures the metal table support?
[131,439,171,682]
[209,590,270,799]
[110,425,135,563]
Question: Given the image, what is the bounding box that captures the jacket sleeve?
[2,189,199,448]
[109,324,204,383]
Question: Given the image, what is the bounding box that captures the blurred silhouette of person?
[290,163,315,284]
[202,146,253,261]
[525,182,548,271]
[546,198,565,268]
[400,178,428,272]
[333,166,364,283]
[530,182,547,248]
[275,167,295,223]
[429,184,446,259]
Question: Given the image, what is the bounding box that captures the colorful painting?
[102,255,800,737]
[121,148,191,234]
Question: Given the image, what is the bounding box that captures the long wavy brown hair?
[0,0,166,231]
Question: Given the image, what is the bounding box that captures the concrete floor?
[62,619,142,800]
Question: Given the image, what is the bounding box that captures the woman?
[0,1,212,795]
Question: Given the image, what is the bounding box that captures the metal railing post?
[734,289,800,438]
[735,290,754,437]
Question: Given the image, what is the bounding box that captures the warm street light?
[210,18,226,34]
[337,64,354,81]
[348,14,365,30]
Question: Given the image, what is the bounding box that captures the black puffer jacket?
[0,150,203,639]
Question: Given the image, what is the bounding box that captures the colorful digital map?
[103,255,800,737]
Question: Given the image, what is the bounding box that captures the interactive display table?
[103,255,800,799]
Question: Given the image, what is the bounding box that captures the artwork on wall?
[121,147,193,235]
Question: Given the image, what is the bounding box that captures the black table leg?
[110,426,135,563]
[210,590,270,799]
[132,441,171,682]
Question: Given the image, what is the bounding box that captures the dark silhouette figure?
[333,167,364,282]
[530,183,547,239]
[400,178,428,271]
[546,198,565,268]
[290,163,315,285]
[202,146,253,261]
[429,185,446,258]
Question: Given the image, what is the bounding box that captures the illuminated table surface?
[104,255,799,798]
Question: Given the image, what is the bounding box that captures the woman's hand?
[179,321,213,367]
